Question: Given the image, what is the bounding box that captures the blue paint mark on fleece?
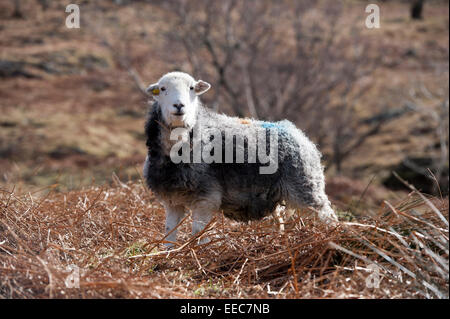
[260,122,278,129]
[259,120,291,130]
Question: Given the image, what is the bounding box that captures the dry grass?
[0,176,448,299]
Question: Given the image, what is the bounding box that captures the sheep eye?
[190,86,194,90]
[161,87,166,91]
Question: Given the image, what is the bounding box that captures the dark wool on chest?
[144,103,291,222]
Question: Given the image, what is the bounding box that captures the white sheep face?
[147,72,211,128]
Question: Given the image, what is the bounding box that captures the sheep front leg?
[162,203,186,249]
[191,199,219,245]
[191,193,221,245]
[192,208,213,245]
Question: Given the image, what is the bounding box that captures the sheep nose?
[173,103,184,110]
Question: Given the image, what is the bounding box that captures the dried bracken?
[0,176,447,299]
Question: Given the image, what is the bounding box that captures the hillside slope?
[0,180,448,298]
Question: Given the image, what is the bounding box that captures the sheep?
[143,71,338,248]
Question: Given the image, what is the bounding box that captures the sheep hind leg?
[315,201,338,225]
[287,188,338,225]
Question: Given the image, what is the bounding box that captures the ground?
[0,180,448,298]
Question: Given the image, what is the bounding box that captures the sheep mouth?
[172,112,185,116]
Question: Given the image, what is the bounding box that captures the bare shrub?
[151,0,398,173]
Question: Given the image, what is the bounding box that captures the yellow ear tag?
[152,88,160,95]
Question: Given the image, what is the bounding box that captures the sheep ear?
[194,80,211,95]
[146,83,160,96]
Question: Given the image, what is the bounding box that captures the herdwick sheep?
[143,71,338,248]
